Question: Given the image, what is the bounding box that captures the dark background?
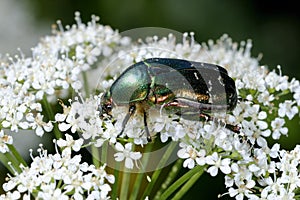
[3,0,300,198]
[27,0,300,78]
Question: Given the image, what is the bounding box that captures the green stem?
[4,152,21,173]
[8,144,27,167]
[172,166,205,199]
[0,153,15,174]
[294,186,300,199]
[141,141,178,199]
[129,142,154,200]
[120,172,131,200]
[111,161,121,200]
[153,159,183,200]
[91,145,100,168]
[158,164,206,200]
[119,143,139,200]
[101,141,108,164]
[82,71,90,97]
[57,180,63,188]
[42,95,62,139]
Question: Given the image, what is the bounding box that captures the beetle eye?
[103,103,112,113]
[106,104,112,110]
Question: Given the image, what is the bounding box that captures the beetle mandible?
[100,58,240,140]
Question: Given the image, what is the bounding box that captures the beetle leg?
[119,105,136,136]
[174,97,230,111]
[163,99,240,133]
[143,112,152,141]
[119,105,152,141]
[163,98,229,111]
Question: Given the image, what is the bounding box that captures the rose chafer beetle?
[101,58,240,140]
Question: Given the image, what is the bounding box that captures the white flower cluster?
[1,136,114,200]
[0,12,130,148]
[1,13,300,199]
[55,96,143,169]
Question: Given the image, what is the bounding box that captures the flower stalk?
[91,144,101,168]
[111,161,121,199]
[142,141,179,199]
[120,172,131,200]
[129,142,153,200]
[0,153,14,174]
[153,161,183,199]
[7,145,27,167]
[172,166,205,199]
[157,161,204,200]
[41,95,62,139]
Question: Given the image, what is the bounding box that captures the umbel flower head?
[1,12,300,199]
[2,141,115,200]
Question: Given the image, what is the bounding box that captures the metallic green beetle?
[101,58,239,140]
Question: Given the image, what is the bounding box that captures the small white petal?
[55,113,67,121]
[36,126,44,136]
[124,143,133,150]
[257,137,267,147]
[107,174,115,184]
[256,121,268,130]
[187,159,195,169]
[246,180,255,188]
[3,181,17,191]
[195,157,206,166]
[207,166,218,176]
[125,157,134,169]
[43,122,54,132]
[58,123,71,132]
[130,152,142,160]
[99,184,112,192]
[2,121,10,128]
[280,127,288,135]
[160,133,169,143]
[73,139,84,151]
[258,111,267,119]
[206,153,218,165]
[220,165,231,174]
[146,176,151,182]
[115,142,124,151]
[249,164,260,172]
[228,188,238,197]
[57,139,67,147]
[19,122,29,129]
[183,159,191,168]
[177,149,189,159]
[114,152,124,161]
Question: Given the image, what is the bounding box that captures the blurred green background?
[27,0,300,75]
[1,0,299,198]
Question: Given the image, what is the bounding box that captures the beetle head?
[99,92,113,115]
